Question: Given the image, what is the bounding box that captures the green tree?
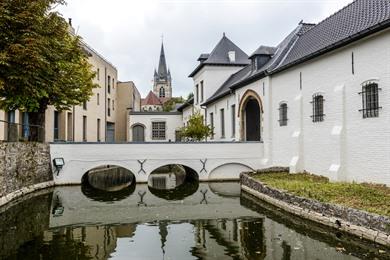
[180,112,213,141]
[162,97,184,112]
[0,0,97,141]
[186,92,194,101]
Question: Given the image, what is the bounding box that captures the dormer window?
[228,51,236,62]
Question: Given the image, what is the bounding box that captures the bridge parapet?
[49,142,265,184]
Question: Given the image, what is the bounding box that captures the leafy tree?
[180,112,213,141]
[162,97,184,112]
[0,0,97,141]
[186,92,194,101]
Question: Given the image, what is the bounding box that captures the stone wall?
[0,142,52,198]
[240,173,390,246]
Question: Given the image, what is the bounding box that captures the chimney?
[228,51,236,62]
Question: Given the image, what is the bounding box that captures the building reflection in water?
[1,171,388,260]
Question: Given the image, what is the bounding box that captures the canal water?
[0,176,389,259]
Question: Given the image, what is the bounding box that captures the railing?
[0,120,45,142]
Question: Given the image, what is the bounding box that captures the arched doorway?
[132,124,145,142]
[239,90,263,141]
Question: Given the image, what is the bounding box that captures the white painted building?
[148,0,389,185]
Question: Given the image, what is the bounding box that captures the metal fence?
[0,120,45,142]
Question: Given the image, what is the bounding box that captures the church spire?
[157,41,168,79]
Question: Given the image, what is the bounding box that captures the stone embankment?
[240,172,390,247]
[0,142,53,206]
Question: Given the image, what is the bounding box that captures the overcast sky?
[57,0,353,98]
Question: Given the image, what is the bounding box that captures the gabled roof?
[189,34,250,77]
[202,23,313,106]
[142,91,163,106]
[275,0,390,71]
[203,0,390,106]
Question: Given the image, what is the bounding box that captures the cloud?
[58,0,353,97]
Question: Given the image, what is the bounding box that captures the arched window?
[279,103,288,126]
[159,87,165,98]
[360,81,380,118]
[311,94,324,122]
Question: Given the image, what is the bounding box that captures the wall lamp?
[53,158,65,175]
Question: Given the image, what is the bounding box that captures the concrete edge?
[0,181,56,208]
[241,175,390,247]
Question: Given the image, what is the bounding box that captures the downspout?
[104,67,107,142]
[72,105,75,142]
[200,105,207,142]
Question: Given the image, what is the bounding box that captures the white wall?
[129,112,183,142]
[269,29,390,184]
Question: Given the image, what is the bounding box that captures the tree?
[162,97,184,112]
[180,112,213,141]
[0,0,97,141]
[186,92,194,100]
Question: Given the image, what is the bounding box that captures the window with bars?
[152,121,166,140]
[311,94,325,122]
[359,82,381,118]
[279,103,288,126]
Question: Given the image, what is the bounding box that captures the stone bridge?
[50,142,265,184]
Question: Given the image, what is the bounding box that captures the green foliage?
[180,112,213,141]
[255,172,390,217]
[186,92,194,101]
[0,0,97,113]
[162,97,184,112]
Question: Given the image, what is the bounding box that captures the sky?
[57,0,353,98]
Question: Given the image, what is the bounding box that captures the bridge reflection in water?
[1,174,389,259]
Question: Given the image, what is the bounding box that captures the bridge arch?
[208,162,253,180]
[82,164,137,191]
[148,162,199,180]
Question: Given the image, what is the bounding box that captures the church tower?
[153,42,172,99]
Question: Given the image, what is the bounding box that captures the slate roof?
[276,0,390,71]
[142,91,163,106]
[202,23,314,105]
[157,43,169,79]
[249,45,277,58]
[203,0,390,106]
[189,34,250,77]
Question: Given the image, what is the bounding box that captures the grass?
[254,172,390,217]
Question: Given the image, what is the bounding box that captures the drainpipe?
[200,105,207,142]
[104,67,107,142]
[72,105,75,142]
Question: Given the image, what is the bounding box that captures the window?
[107,98,111,117]
[83,101,87,110]
[112,78,115,89]
[220,109,225,138]
[231,104,236,137]
[82,116,87,142]
[97,93,100,105]
[200,81,204,102]
[360,82,380,118]
[210,112,214,139]
[311,94,324,122]
[279,103,288,126]
[112,99,115,111]
[97,119,101,142]
[54,111,59,141]
[159,87,165,98]
[152,122,166,140]
[195,84,199,104]
[97,68,100,80]
[107,75,111,94]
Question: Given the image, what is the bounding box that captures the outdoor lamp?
[53,158,65,175]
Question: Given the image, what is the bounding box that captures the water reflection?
[0,183,389,260]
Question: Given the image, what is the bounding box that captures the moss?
[254,172,390,217]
